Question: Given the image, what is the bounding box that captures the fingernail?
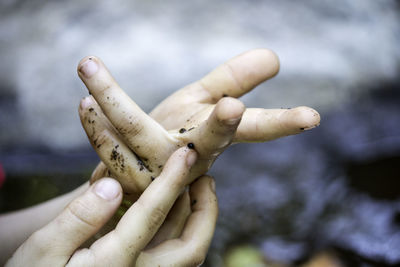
[94,178,120,200]
[302,125,318,131]
[210,179,216,193]
[80,96,93,109]
[79,58,98,78]
[186,150,197,167]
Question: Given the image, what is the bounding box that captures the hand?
[6,148,218,267]
[78,49,320,198]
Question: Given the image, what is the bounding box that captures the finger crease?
[67,204,97,229]
[224,63,245,94]
[198,81,218,104]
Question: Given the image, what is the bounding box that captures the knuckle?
[25,230,51,256]
[116,121,143,138]
[145,205,167,232]
[94,130,110,148]
[223,62,244,93]
[67,199,97,229]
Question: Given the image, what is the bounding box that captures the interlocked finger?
[178,97,245,156]
[146,190,191,249]
[79,96,153,197]
[136,176,218,267]
[89,147,197,266]
[78,56,178,172]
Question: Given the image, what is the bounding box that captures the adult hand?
[6,148,218,267]
[78,49,320,198]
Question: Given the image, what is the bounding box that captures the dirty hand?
[78,49,321,198]
[6,148,218,267]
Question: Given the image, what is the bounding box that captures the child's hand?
[78,57,244,197]
[150,49,320,142]
[6,148,217,267]
[78,49,320,197]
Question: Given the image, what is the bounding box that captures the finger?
[90,147,197,266]
[90,161,109,184]
[234,106,321,143]
[149,49,279,124]
[182,176,218,241]
[20,178,122,264]
[146,190,191,249]
[136,176,218,267]
[79,96,153,197]
[196,48,280,102]
[178,97,245,156]
[77,56,178,171]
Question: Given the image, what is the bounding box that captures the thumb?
[11,178,122,266]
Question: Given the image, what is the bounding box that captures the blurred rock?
[301,251,343,267]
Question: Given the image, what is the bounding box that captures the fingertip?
[236,48,280,80]
[215,97,245,125]
[79,95,95,110]
[78,55,99,68]
[186,149,198,167]
[305,107,321,129]
[162,147,198,173]
[93,178,122,201]
[78,55,100,79]
[254,48,280,78]
[209,177,216,193]
[191,175,216,194]
[32,178,123,255]
[175,146,198,168]
[283,106,321,131]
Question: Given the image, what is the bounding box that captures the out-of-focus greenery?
[0,172,89,212]
[224,245,285,267]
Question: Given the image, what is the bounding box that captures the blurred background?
[0,0,399,266]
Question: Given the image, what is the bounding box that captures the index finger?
[77,56,178,171]
[136,176,218,267]
[90,147,197,266]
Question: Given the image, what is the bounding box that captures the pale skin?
[79,48,320,199]
[0,49,320,266]
[6,148,218,267]
[75,49,319,253]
